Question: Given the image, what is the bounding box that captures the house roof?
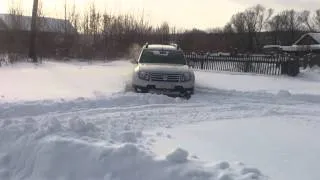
[293,33,320,45]
[0,14,76,34]
[0,18,7,30]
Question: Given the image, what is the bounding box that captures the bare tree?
[227,5,273,51]
[266,9,308,45]
[300,9,320,32]
[208,27,223,34]
[69,4,80,32]
[8,0,24,30]
[6,0,24,62]
[89,3,101,39]
[67,2,80,57]
[267,15,283,44]
[313,9,320,31]
[223,22,234,33]
[243,4,273,51]
[231,12,246,33]
[155,22,170,43]
[299,10,315,31]
[282,10,304,43]
[36,0,45,32]
[81,13,90,35]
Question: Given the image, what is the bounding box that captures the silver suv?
[132,43,195,98]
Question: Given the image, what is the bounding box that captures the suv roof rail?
[169,43,180,50]
[143,42,181,50]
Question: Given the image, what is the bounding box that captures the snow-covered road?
[0,60,320,180]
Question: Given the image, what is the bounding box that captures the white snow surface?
[0,60,133,102]
[196,66,320,95]
[1,60,320,180]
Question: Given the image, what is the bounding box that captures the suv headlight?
[138,71,150,81]
[181,72,192,82]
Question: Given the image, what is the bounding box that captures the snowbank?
[151,117,320,180]
[0,117,267,180]
[301,65,320,74]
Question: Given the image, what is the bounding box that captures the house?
[0,18,7,31]
[280,33,320,55]
[0,14,77,57]
[0,14,76,33]
[262,33,320,56]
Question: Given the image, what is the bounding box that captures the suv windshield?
[139,49,187,65]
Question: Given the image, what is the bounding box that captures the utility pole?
[64,0,67,33]
[29,0,39,63]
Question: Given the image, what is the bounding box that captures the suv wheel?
[134,86,148,93]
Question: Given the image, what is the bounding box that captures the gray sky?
[0,0,319,30]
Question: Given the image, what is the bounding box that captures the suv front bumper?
[132,76,194,95]
[133,84,194,95]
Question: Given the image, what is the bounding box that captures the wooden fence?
[184,53,300,76]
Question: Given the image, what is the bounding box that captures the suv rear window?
[139,49,186,65]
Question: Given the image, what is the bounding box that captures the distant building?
[263,33,320,56]
[0,14,76,34]
[0,14,76,57]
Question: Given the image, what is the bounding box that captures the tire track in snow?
[1,90,319,141]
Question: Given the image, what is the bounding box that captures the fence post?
[244,60,250,72]
[201,57,204,70]
[280,57,288,75]
[287,57,300,77]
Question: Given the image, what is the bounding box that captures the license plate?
[157,84,174,89]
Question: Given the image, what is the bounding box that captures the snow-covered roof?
[281,44,320,52]
[0,14,76,33]
[145,44,179,51]
[263,45,281,49]
[293,33,320,45]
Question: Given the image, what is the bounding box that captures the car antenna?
[145,42,149,48]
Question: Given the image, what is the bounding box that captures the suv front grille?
[150,72,181,82]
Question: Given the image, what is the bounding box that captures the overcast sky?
[0,0,319,30]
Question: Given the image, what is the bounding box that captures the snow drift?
[0,117,267,180]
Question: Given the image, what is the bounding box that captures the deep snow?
[1,60,320,180]
[150,117,320,180]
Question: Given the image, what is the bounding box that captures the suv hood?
[138,63,191,73]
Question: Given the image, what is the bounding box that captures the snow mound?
[166,148,189,163]
[0,115,267,180]
[113,131,143,143]
[301,65,320,73]
[68,117,99,135]
[241,167,262,176]
[216,161,230,170]
[217,172,233,180]
[0,134,267,180]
